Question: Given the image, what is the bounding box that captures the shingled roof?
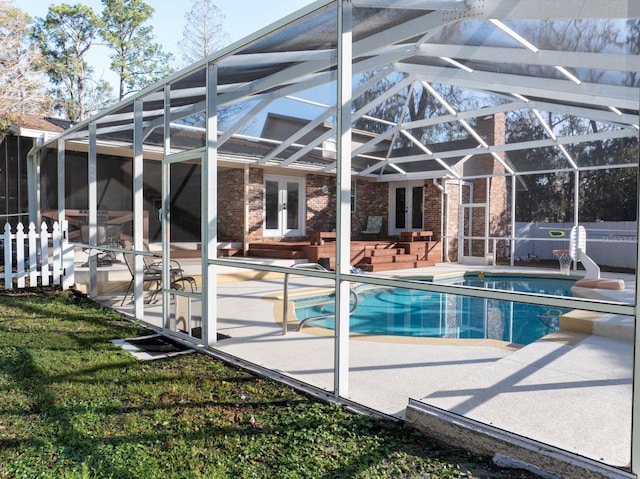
[1,112,72,136]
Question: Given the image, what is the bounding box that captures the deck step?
[248,240,436,272]
[217,248,242,257]
[249,242,305,251]
[246,248,306,259]
[369,248,404,257]
[363,253,419,264]
[366,260,434,272]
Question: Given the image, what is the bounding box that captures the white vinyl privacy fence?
[1,221,74,289]
[513,222,637,270]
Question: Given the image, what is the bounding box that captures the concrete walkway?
[96,262,635,472]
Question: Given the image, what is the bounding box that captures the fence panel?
[0,221,73,289]
[514,221,637,270]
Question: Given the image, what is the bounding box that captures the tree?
[0,1,51,118]
[178,0,230,66]
[32,3,112,122]
[101,0,173,100]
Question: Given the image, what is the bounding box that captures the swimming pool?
[293,274,574,345]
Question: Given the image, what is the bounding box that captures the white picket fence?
[1,221,74,290]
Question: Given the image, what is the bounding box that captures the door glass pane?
[265,180,279,230]
[169,162,201,242]
[286,181,299,230]
[395,188,406,229]
[411,186,423,229]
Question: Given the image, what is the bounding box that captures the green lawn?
[0,289,538,479]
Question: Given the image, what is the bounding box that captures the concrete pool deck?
[95,262,635,477]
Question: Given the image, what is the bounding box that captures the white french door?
[389,181,424,236]
[264,175,305,237]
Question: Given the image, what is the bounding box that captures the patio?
[92,259,635,478]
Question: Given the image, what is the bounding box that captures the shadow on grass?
[0,289,531,478]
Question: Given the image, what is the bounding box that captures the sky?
[17,0,318,88]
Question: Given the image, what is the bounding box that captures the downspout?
[433,179,450,262]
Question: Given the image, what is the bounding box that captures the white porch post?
[162,86,171,329]
[573,169,580,271]
[457,177,463,261]
[631,139,640,474]
[244,165,249,256]
[88,122,98,298]
[57,139,74,290]
[27,141,43,226]
[484,178,490,259]
[133,99,145,318]
[510,174,516,266]
[203,62,219,347]
[334,0,352,398]
[57,139,65,227]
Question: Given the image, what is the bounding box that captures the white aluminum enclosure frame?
[31,0,640,475]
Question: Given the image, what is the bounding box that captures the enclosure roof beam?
[388,127,636,167]
[353,0,466,9]
[470,0,639,20]
[395,63,640,111]
[418,44,640,74]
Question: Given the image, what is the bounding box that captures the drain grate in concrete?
[111,334,196,361]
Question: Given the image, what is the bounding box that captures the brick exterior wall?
[351,180,388,238]
[247,168,264,242]
[306,175,337,233]
[445,182,460,262]
[305,177,389,239]
[477,113,510,259]
[217,168,245,241]
[422,181,444,262]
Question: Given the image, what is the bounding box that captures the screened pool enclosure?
[31,0,639,476]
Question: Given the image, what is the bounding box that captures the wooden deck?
[247,236,440,272]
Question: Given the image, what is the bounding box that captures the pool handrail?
[282,262,359,335]
[283,263,330,335]
[297,288,358,331]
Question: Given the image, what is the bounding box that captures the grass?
[0,288,541,479]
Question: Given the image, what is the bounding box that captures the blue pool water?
[293,274,574,345]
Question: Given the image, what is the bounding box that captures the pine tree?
[178,0,230,66]
[101,0,173,100]
[32,3,112,121]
